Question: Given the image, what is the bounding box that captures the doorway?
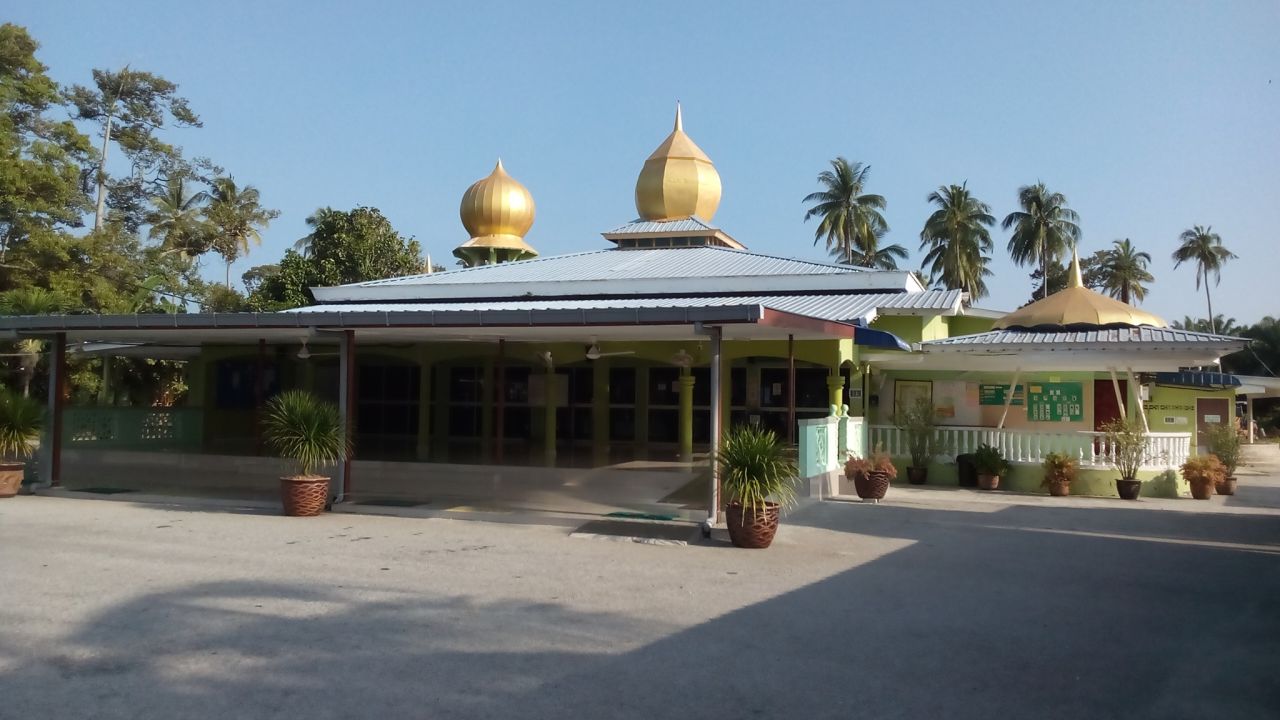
[1093,379,1128,431]
[1195,397,1230,455]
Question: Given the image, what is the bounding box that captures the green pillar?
[592,359,610,465]
[827,372,845,415]
[480,359,494,458]
[544,366,557,466]
[678,368,695,462]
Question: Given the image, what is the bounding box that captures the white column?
[707,326,723,526]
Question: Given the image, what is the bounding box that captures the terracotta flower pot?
[0,461,24,498]
[1116,478,1142,500]
[855,470,891,500]
[906,466,928,485]
[1215,477,1237,496]
[280,476,330,516]
[725,502,780,549]
[978,474,1000,491]
[1189,481,1214,500]
[1048,479,1071,497]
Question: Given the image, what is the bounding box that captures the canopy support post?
[1126,368,1149,433]
[997,369,1021,429]
[1109,368,1127,421]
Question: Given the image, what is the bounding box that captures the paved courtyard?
[3,473,1280,719]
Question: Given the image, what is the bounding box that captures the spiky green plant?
[1100,417,1146,481]
[0,388,43,461]
[716,425,798,512]
[894,397,944,469]
[1205,423,1241,477]
[261,390,348,477]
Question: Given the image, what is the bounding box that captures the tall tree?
[1096,238,1154,304]
[1172,225,1237,334]
[0,24,92,265]
[144,176,209,258]
[918,183,995,298]
[827,227,908,269]
[205,177,279,286]
[802,157,891,268]
[0,286,66,396]
[247,207,421,310]
[1002,182,1082,299]
[66,67,204,231]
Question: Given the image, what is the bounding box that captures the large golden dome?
[455,159,538,265]
[634,104,722,222]
[993,250,1167,330]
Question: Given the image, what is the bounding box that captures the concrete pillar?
[544,365,557,466]
[337,330,356,502]
[708,327,723,525]
[827,372,845,413]
[678,368,695,462]
[592,359,610,465]
[1247,397,1256,443]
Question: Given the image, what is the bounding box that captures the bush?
[972,443,1009,477]
[262,390,349,477]
[716,425,799,512]
[1041,452,1077,488]
[0,388,42,461]
[869,451,898,479]
[1180,455,1225,487]
[1205,423,1241,476]
[894,397,943,469]
[1100,416,1146,481]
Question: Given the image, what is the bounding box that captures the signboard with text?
[978,384,1024,406]
[1026,382,1083,422]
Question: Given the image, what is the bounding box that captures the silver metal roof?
[346,247,866,288]
[603,217,718,235]
[290,290,963,324]
[922,327,1248,348]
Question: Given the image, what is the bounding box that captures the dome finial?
[1068,246,1083,289]
[635,104,722,222]
[674,101,683,132]
[456,159,537,267]
[495,157,504,172]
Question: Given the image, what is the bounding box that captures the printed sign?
[1204,414,1221,424]
[979,384,1024,406]
[1026,382,1083,422]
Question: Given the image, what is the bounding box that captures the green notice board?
[979,384,1023,406]
[1027,382,1084,422]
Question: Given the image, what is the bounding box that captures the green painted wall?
[947,315,997,337]
[1144,384,1236,454]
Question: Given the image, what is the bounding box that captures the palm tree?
[1172,225,1237,334]
[802,158,889,268]
[206,177,280,286]
[1171,315,1239,336]
[0,288,67,397]
[1002,183,1082,299]
[1097,238,1154,304]
[292,206,339,257]
[918,183,995,299]
[827,226,908,269]
[145,176,210,258]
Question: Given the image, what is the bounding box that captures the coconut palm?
[292,206,339,257]
[918,183,995,299]
[802,158,890,268]
[1002,183,1082,299]
[1097,238,1154,304]
[1172,225,1237,334]
[145,176,210,258]
[206,177,280,286]
[827,226,908,270]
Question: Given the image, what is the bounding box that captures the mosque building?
[3,106,1249,517]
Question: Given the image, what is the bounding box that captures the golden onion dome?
[634,104,722,222]
[993,250,1168,330]
[455,159,538,265]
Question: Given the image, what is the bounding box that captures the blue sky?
[13,1,1279,322]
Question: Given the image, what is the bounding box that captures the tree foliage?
[1096,238,1153,304]
[1003,182,1082,300]
[1172,225,1236,334]
[248,207,421,310]
[918,183,994,299]
[803,158,902,269]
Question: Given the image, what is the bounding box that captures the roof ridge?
[352,248,615,287]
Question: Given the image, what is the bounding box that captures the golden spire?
[634,104,722,222]
[455,159,538,266]
[993,246,1167,330]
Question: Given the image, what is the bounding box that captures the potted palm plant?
[1101,417,1145,500]
[1042,452,1077,497]
[262,390,349,517]
[0,388,42,498]
[896,397,941,484]
[1205,423,1241,495]
[1180,455,1224,501]
[717,424,798,549]
[851,451,896,501]
[972,443,1009,490]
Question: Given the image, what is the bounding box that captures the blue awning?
[854,326,911,352]
[1154,371,1242,389]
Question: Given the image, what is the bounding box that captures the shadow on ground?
[5,500,1279,719]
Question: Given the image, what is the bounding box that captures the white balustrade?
[866,424,1190,470]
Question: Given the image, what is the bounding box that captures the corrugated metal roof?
[350,246,867,288]
[603,217,718,234]
[288,290,961,324]
[922,327,1247,347]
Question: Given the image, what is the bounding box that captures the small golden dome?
[456,159,538,265]
[994,250,1168,330]
[634,104,722,222]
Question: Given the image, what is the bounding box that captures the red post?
[342,330,356,498]
[787,333,796,445]
[49,332,66,487]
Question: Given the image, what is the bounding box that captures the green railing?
[63,407,204,452]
